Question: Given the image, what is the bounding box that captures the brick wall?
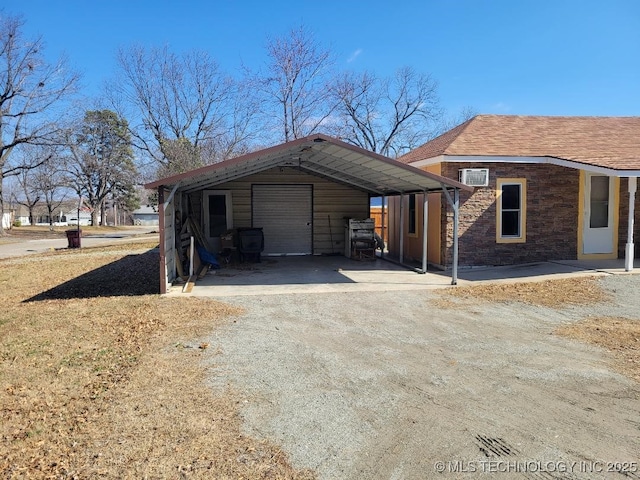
[440,163,580,266]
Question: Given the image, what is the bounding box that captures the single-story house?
[145,134,472,293]
[4,202,91,227]
[391,115,640,270]
[63,208,92,227]
[12,205,30,226]
[132,206,159,226]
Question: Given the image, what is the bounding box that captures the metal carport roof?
[146,134,473,290]
[144,134,473,195]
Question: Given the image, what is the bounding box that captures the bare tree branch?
[251,25,337,142]
[0,13,79,233]
[108,45,257,177]
[332,66,443,157]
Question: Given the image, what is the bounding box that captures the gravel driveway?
[206,275,640,479]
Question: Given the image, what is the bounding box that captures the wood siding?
[387,192,442,265]
[369,206,388,245]
[387,163,442,265]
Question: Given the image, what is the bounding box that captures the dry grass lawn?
[0,242,313,479]
[436,276,640,382]
[0,225,158,245]
[441,276,608,308]
[557,317,640,382]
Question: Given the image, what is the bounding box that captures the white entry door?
[252,185,312,255]
[203,190,233,252]
[582,173,615,254]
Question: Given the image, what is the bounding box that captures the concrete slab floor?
[169,256,454,297]
[170,255,640,297]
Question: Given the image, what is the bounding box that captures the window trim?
[496,178,526,243]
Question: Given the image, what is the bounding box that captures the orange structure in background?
[369,205,387,245]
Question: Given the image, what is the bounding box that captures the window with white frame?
[497,179,526,243]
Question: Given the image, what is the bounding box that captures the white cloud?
[347,49,363,63]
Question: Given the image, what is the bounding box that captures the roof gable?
[145,134,472,195]
[399,115,640,171]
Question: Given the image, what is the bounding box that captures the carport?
[145,134,472,294]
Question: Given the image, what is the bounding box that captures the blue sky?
[4,0,640,118]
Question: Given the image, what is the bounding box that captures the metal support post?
[421,190,429,274]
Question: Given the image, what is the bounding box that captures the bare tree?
[34,152,68,228]
[13,166,40,226]
[253,25,336,142]
[110,45,256,177]
[9,143,62,226]
[0,13,79,233]
[332,66,443,157]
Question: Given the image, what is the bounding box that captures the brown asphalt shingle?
[399,115,640,171]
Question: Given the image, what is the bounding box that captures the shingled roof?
[399,115,640,171]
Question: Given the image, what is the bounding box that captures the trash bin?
[65,229,82,248]
[237,227,264,262]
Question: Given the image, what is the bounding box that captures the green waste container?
[65,229,82,248]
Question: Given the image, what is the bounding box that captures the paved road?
[0,227,158,259]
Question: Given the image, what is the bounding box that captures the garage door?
[252,184,312,255]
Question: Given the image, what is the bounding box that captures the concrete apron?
[168,255,640,297]
[169,256,452,297]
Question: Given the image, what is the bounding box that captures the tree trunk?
[48,205,54,230]
[100,201,106,226]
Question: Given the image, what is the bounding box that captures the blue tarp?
[196,245,220,269]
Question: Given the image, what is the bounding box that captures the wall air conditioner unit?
[459,168,489,187]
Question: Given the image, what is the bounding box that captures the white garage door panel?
[252,185,312,255]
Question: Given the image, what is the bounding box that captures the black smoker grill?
[237,227,264,262]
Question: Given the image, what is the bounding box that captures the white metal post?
[399,193,405,264]
[421,190,429,274]
[189,236,195,276]
[625,177,637,271]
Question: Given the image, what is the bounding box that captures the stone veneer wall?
[440,163,580,267]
